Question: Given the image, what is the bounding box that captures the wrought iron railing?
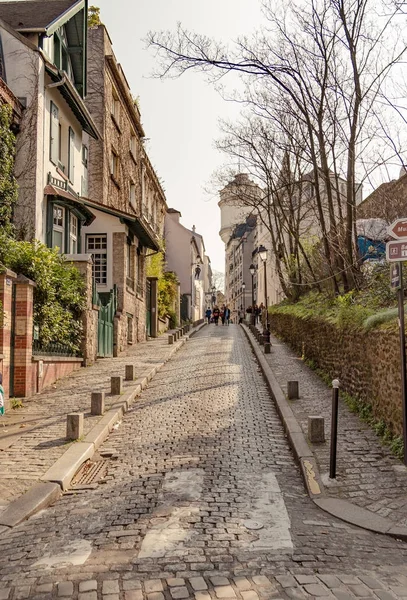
[32,339,82,357]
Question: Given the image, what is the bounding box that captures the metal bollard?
[329,379,340,479]
[91,392,105,416]
[168,334,174,345]
[264,342,271,354]
[287,381,299,400]
[67,413,83,440]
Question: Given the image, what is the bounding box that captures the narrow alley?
[1,326,407,599]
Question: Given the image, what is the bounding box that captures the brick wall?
[33,357,82,393]
[270,312,404,436]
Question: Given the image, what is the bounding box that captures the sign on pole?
[391,263,401,290]
[386,240,407,262]
[388,219,407,240]
[386,219,407,466]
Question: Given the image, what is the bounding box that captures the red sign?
[388,219,407,240]
[386,240,407,262]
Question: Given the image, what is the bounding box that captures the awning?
[45,184,95,225]
[79,197,160,251]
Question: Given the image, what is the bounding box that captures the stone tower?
[218,173,261,244]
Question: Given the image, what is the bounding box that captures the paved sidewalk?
[262,327,407,526]
[0,329,188,509]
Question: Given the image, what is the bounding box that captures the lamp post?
[249,263,256,326]
[242,282,246,321]
[211,285,216,308]
[258,245,270,342]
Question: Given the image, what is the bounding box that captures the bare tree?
[148,0,407,293]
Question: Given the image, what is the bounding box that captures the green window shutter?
[50,101,59,164]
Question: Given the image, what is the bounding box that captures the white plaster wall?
[81,209,127,292]
[165,215,192,295]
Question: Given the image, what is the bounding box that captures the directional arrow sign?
[388,218,407,240]
[386,240,407,262]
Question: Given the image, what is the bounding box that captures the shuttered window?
[50,101,59,164]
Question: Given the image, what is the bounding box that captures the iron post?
[398,263,407,465]
[329,378,340,479]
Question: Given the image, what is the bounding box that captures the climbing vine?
[146,249,179,326]
[0,105,18,235]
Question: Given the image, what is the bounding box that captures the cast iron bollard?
[168,334,174,345]
[330,379,340,479]
[308,416,325,443]
[91,392,105,416]
[264,342,271,354]
[125,365,135,381]
[111,376,123,395]
[67,413,84,440]
[287,381,299,400]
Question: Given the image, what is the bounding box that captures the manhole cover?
[71,459,108,487]
[244,520,264,530]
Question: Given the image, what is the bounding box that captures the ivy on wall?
[0,105,85,352]
[0,105,18,236]
[147,249,179,326]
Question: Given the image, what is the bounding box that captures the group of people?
[206,305,231,326]
[246,303,265,324]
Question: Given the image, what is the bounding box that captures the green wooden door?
[97,286,117,358]
[146,279,151,337]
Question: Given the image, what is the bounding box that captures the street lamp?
[249,263,256,326]
[242,282,246,318]
[258,245,270,342]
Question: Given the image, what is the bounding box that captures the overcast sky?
[95,0,263,274]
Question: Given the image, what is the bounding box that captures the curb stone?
[241,323,407,541]
[0,322,206,532]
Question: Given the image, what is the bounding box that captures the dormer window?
[53,27,73,80]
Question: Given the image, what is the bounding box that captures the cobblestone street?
[1,325,407,599]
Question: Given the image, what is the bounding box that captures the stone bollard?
[125,365,135,381]
[264,342,271,354]
[287,381,299,400]
[111,376,123,395]
[67,413,84,440]
[168,334,174,345]
[308,416,325,443]
[91,392,105,416]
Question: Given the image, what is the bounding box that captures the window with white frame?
[86,234,107,285]
[68,127,75,183]
[81,145,88,196]
[50,101,59,165]
[52,205,64,252]
[69,214,78,254]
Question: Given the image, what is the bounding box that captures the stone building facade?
[83,25,167,353]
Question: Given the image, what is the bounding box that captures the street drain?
[71,459,109,487]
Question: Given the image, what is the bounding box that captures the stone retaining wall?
[270,312,403,436]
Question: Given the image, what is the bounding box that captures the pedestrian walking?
[0,373,4,419]
[205,307,212,324]
[224,305,231,325]
[221,305,226,326]
[212,306,220,325]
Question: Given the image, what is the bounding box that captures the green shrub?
[0,233,85,352]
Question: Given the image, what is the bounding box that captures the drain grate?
[71,459,109,487]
